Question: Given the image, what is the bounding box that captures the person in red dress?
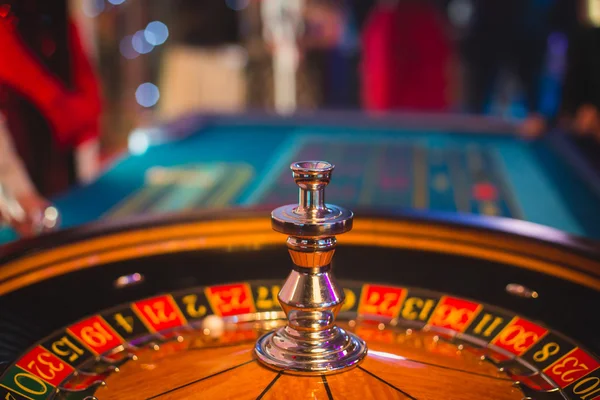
[0,1,102,236]
[360,0,455,112]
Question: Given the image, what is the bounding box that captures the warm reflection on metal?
[255,161,367,374]
[114,272,145,289]
[271,161,353,238]
[42,206,60,230]
[505,283,539,299]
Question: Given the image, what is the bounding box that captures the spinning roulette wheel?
[0,161,599,399]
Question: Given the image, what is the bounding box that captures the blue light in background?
[135,83,160,108]
[82,0,105,18]
[144,21,169,46]
[119,35,139,59]
[132,30,154,54]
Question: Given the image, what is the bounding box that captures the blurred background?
[70,0,597,157]
[2,0,600,240]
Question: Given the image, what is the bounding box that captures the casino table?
[1,111,600,243]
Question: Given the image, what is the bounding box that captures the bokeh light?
[135,83,160,108]
[589,0,600,27]
[128,129,150,155]
[548,32,568,58]
[82,0,105,18]
[132,30,154,54]
[225,0,250,11]
[448,0,473,28]
[108,0,126,5]
[119,35,139,59]
[144,21,169,46]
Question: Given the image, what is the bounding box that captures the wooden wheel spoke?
[147,359,256,399]
[358,366,418,399]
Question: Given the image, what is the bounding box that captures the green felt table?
[2,112,599,242]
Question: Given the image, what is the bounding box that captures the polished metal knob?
[271,161,353,238]
[255,161,367,374]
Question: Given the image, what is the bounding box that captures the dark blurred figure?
[360,0,456,111]
[462,0,575,127]
[559,1,600,164]
[171,0,239,47]
[561,2,600,139]
[464,0,546,115]
[0,1,101,235]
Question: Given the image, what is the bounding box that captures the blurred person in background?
[558,0,600,166]
[158,0,246,118]
[461,0,574,136]
[244,0,343,111]
[0,1,102,235]
[560,0,600,141]
[360,0,457,112]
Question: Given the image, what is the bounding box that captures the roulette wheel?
[0,160,599,399]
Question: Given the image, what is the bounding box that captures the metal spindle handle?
[255,160,367,374]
